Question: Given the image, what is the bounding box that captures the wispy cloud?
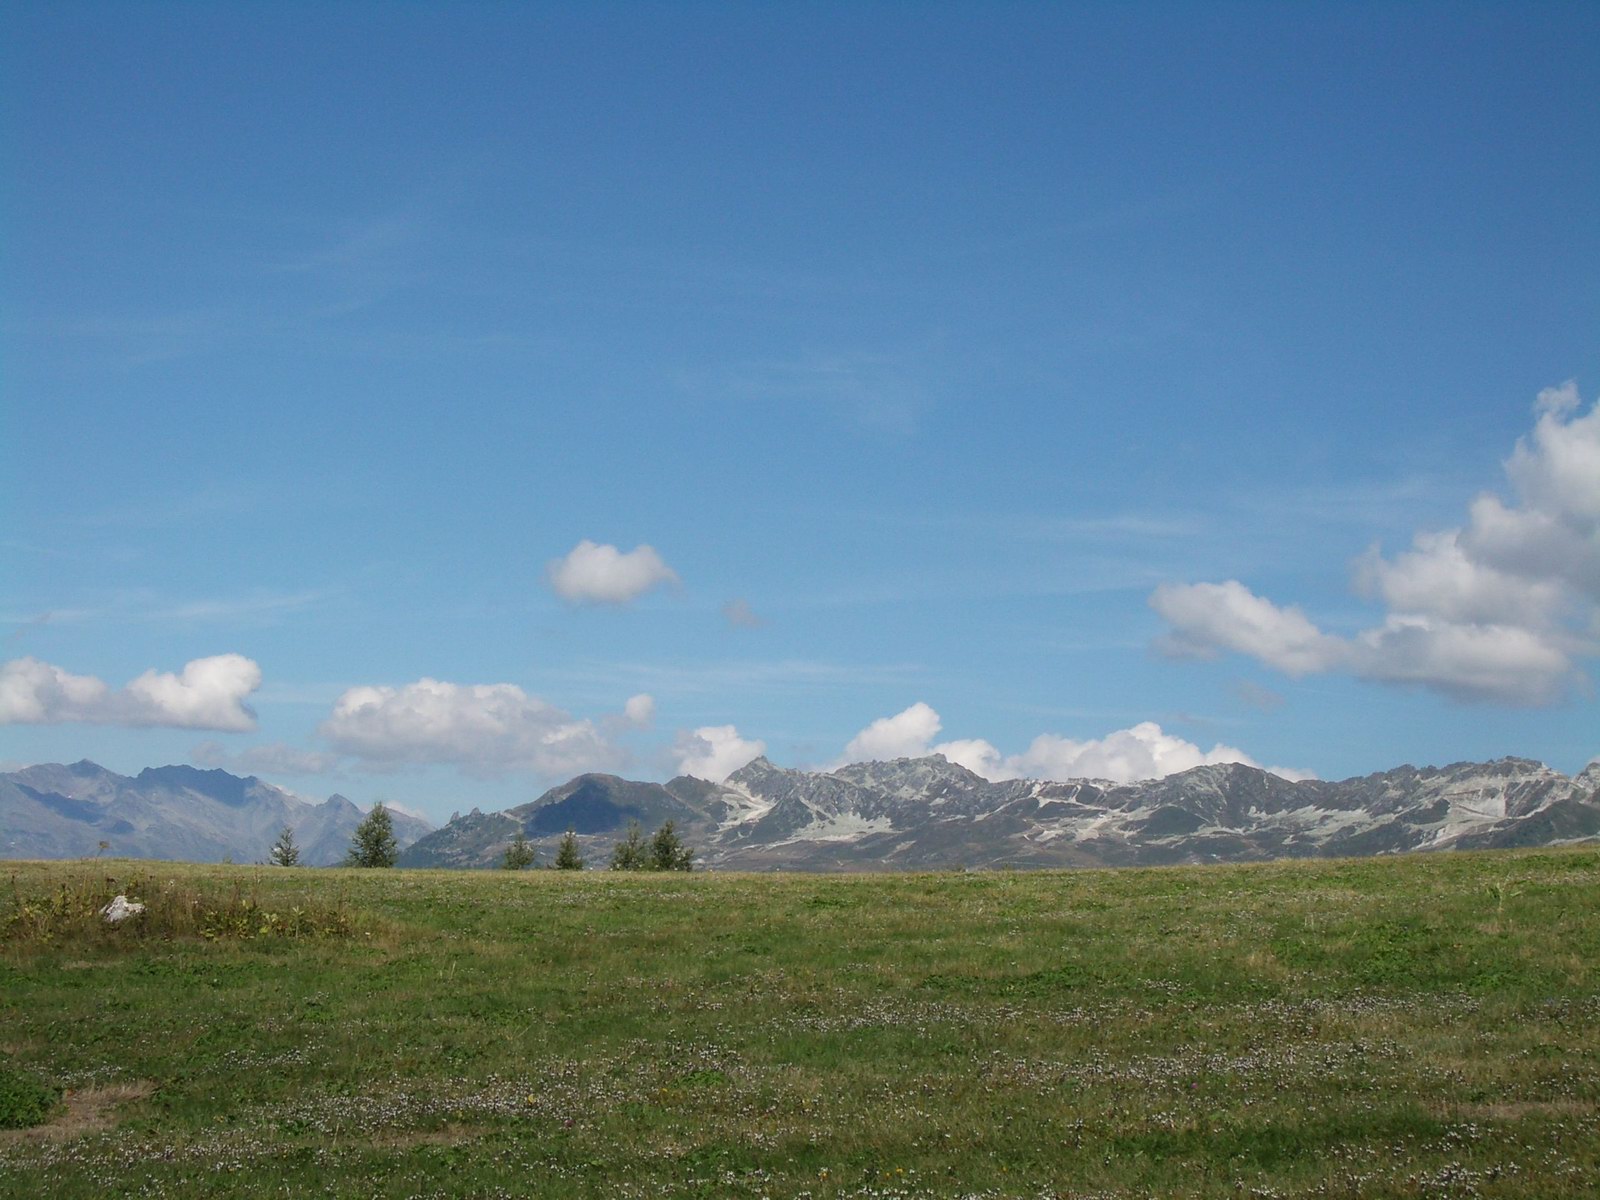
[145,589,335,624]
[721,598,764,629]
[264,207,428,317]
[60,484,265,530]
[191,740,342,778]
[839,507,1205,543]
[538,657,925,701]
[1,587,336,630]
[686,348,934,436]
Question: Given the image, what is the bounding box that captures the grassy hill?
[2,849,1597,1197]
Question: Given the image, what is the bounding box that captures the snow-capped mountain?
[400,754,1600,871]
[0,761,433,865]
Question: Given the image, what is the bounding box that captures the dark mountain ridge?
[6,753,1594,871]
[0,762,432,866]
[399,753,1600,871]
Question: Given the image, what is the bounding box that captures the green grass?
[1,848,1597,1197]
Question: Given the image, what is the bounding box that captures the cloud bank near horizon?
[830,702,1315,785]
[1152,383,1600,705]
[320,677,654,778]
[0,654,261,731]
[668,702,1313,786]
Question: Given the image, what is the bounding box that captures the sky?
[3,2,1597,824]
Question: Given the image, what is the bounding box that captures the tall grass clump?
[1,868,361,951]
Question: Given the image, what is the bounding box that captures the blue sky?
[4,2,1597,822]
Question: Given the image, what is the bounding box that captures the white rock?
[99,894,146,923]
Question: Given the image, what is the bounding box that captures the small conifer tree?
[501,831,536,870]
[269,825,301,866]
[344,802,398,868]
[648,820,693,871]
[609,821,648,870]
[555,830,584,870]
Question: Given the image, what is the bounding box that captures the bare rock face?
[400,754,1600,871]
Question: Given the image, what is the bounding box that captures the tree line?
[267,805,694,872]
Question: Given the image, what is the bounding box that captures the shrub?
[0,1064,58,1130]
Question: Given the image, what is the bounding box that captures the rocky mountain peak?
[830,754,991,799]
[726,756,785,787]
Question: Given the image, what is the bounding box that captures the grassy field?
[1,849,1597,1198]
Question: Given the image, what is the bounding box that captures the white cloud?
[547,540,678,605]
[1150,581,1343,675]
[0,654,261,731]
[840,701,943,763]
[1349,615,1573,706]
[1353,530,1567,629]
[321,677,630,777]
[191,740,341,776]
[1005,722,1312,784]
[1150,384,1600,706]
[623,693,656,727]
[674,724,766,782]
[832,703,1311,785]
[929,737,1007,779]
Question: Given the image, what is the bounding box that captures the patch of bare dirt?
[1451,1099,1594,1121]
[366,1121,484,1149]
[0,1080,156,1144]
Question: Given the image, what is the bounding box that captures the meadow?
[1,848,1597,1198]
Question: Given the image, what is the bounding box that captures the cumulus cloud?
[928,737,1007,778]
[833,702,1312,785]
[1151,384,1600,705]
[839,701,944,763]
[674,724,766,782]
[191,740,341,776]
[1151,581,1343,675]
[0,654,260,731]
[1006,722,1312,784]
[321,677,632,776]
[547,540,678,605]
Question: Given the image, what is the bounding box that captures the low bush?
[0,1064,58,1130]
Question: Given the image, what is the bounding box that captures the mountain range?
[0,761,433,866]
[4,754,1596,871]
[399,753,1600,871]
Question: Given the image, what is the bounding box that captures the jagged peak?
[727,755,784,785]
[1163,761,1269,783]
[831,754,990,789]
[68,758,118,776]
